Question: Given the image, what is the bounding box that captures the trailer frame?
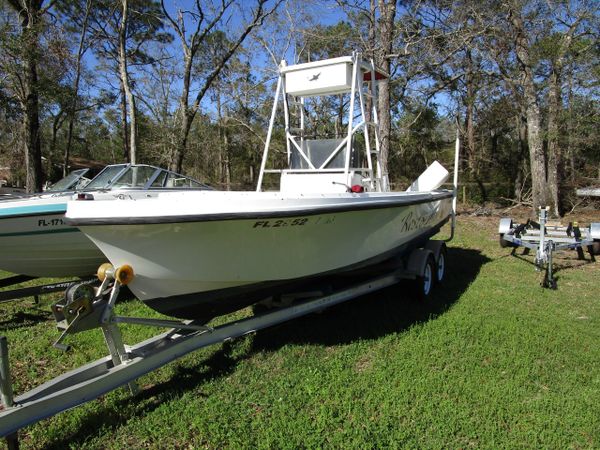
[499,207,600,288]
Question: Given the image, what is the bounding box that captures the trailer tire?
[412,255,435,300]
[424,240,447,284]
[592,242,600,256]
[499,233,518,248]
[434,245,447,284]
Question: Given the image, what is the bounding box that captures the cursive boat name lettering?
[253,218,309,228]
[399,210,436,233]
[38,218,65,227]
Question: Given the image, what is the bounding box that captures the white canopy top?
[281,56,387,97]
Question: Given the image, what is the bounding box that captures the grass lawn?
[0,212,599,449]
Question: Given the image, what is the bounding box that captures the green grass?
[1,215,599,449]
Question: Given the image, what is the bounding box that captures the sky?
[83,1,352,118]
[73,0,453,129]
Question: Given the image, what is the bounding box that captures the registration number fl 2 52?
[253,218,309,228]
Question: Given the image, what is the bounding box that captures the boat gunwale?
[0,186,216,220]
[67,190,453,226]
[0,205,67,220]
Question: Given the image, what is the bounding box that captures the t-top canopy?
[281,56,388,97]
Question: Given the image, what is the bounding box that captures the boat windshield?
[83,165,127,190]
[110,165,157,188]
[162,173,207,188]
[47,169,91,192]
[83,164,211,191]
[290,138,362,170]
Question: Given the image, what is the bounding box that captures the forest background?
[1,0,598,217]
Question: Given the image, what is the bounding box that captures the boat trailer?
[499,207,600,289]
[0,241,448,445]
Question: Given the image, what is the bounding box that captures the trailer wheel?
[434,246,447,284]
[413,255,435,300]
[424,240,447,284]
[592,242,600,256]
[499,233,518,248]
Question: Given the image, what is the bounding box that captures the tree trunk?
[24,54,43,192]
[65,109,76,175]
[465,49,476,174]
[10,0,45,193]
[376,0,396,189]
[514,112,528,202]
[545,27,576,217]
[546,69,562,217]
[523,77,547,212]
[216,91,224,183]
[365,0,376,125]
[119,81,129,162]
[170,113,192,173]
[118,0,137,164]
[566,64,575,182]
[223,122,231,190]
[216,89,231,190]
[169,48,194,174]
[335,95,344,138]
[511,11,548,213]
[51,112,65,173]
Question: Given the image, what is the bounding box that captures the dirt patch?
[354,354,373,373]
[456,203,600,225]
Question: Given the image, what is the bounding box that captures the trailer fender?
[499,218,513,235]
[407,248,435,278]
[590,223,600,240]
[499,218,515,248]
[590,223,600,255]
[407,249,436,300]
[424,240,445,262]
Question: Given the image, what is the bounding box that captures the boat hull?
[71,191,453,321]
[0,202,106,277]
[0,164,209,278]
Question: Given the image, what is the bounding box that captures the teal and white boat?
[0,164,210,277]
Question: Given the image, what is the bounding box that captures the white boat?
[66,54,455,322]
[0,164,210,277]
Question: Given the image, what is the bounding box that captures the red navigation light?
[351,185,364,193]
